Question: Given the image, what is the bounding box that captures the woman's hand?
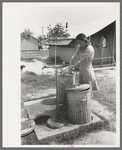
[67,66,72,74]
[61,65,73,74]
[61,66,68,74]
[61,66,71,74]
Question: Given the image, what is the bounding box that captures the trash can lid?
[58,72,75,76]
[66,84,90,92]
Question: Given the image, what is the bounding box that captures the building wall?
[49,46,75,62]
[21,36,39,51]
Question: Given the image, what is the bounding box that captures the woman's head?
[76,33,89,47]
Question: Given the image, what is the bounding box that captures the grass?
[21,71,56,87]
[94,69,116,114]
[21,50,116,145]
[21,50,49,62]
[21,71,56,103]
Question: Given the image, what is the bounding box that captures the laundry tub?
[57,73,76,104]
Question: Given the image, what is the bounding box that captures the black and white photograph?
[3,2,120,147]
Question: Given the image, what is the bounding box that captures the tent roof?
[70,19,116,38]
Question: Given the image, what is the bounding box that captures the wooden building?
[21,35,40,51]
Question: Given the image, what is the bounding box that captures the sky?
[20,2,119,38]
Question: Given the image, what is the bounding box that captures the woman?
[62,33,99,96]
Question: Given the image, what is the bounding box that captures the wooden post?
[112,22,116,65]
[55,43,57,67]
[54,42,60,114]
[56,66,59,115]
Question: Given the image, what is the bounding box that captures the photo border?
[1,0,121,149]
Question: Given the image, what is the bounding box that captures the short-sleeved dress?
[74,44,99,91]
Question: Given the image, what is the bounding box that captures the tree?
[21,28,34,40]
[46,23,70,44]
[46,23,70,65]
[46,23,70,128]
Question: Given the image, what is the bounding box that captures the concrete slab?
[33,113,105,144]
[24,97,57,120]
[24,97,108,144]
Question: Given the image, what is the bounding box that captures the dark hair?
[76,33,89,42]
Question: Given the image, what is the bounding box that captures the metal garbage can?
[57,73,76,104]
[66,84,91,125]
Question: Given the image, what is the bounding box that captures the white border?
[2,2,120,147]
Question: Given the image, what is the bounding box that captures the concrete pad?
[24,97,108,144]
[33,113,105,144]
[24,97,57,120]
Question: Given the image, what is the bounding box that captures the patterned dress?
[74,44,99,91]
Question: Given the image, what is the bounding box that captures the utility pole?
[66,22,68,28]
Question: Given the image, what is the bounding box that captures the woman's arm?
[69,54,77,66]
[61,45,81,74]
[69,44,80,66]
[68,57,85,73]
[68,46,92,73]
